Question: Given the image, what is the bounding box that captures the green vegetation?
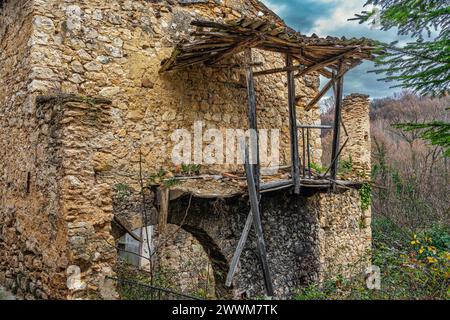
[114,183,131,200]
[352,0,449,96]
[338,154,354,174]
[353,0,450,156]
[181,163,201,176]
[359,183,372,211]
[310,162,326,175]
[294,217,450,300]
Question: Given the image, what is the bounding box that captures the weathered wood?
[302,78,334,109]
[301,128,306,177]
[253,64,303,77]
[206,37,261,66]
[113,216,142,242]
[330,62,345,180]
[245,146,274,297]
[323,137,349,178]
[294,48,358,79]
[286,53,301,194]
[297,124,333,129]
[158,188,170,233]
[245,48,260,189]
[303,66,349,110]
[260,179,294,191]
[307,128,312,179]
[225,211,253,287]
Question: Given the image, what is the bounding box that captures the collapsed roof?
[160,17,377,76]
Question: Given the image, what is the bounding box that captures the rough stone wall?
[311,190,371,283]
[0,0,69,299]
[168,188,370,299]
[159,224,216,299]
[340,94,371,180]
[168,192,318,299]
[0,95,119,299]
[0,0,353,300]
[27,0,320,182]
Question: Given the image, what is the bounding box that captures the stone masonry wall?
[311,190,372,283]
[0,0,70,299]
[340,94,371,180]
[1,0,372,300]
[28,0,321,188]
[168,188,370,299]
[168,191,319,299]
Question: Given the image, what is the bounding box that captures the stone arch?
[176,224,231,298]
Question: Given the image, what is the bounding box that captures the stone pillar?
[340,94,371,180]
[37,95,119,300]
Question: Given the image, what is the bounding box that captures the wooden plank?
[225,211,253,287]
[206,37,261,66]
[294,48,358,79]
[113,216,142,242]
[301,66,349,111]
[297,124,333,129]
[245,146,274,297]
[158,188,170,233]
[254,64,303,77]
[330,60,345,180]
[302,77,334,110]
[245,48,260,189]
[287,53,301,194]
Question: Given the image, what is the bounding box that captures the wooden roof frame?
[159,17,377,77]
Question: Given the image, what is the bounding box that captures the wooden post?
[245,146,274,297]
[158,188,170,233]
[287,54,301,193]
[225,211,253,287]
[245,48,260,190]
[330,60,345,180]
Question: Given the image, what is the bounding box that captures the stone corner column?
[340,93,371,181]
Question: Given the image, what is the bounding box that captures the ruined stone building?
[0,0,373,299]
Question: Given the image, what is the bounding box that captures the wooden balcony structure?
[159,17,376,297]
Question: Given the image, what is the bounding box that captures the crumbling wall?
[340,94,371,180]
[27,0,320,182]
[0,0,327,300]
[168,192,320,299]
[168,188,371,299]
[0,94,120,299]
[311,190,372,283]
[0,0,69,299]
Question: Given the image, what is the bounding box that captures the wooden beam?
[254,64,303,77]
[113,216,142,242]
[158,188,170,233]
[330,61,345,180]
[301,67,348,110]
[244,146,274,297]
[245,48,260,189]
[294,48,359,79]
[287,53,301,194]
[206,37,261,66]
[225,211,253,287]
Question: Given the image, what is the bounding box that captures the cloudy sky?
[261,0,411,98]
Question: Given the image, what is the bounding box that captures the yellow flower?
[411,240,420,245]
[427,257,438,264]
[443,252,450,261]
[428,246,437,253]
[418,247,425,254]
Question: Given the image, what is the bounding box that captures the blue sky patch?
[261,0,409,98]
